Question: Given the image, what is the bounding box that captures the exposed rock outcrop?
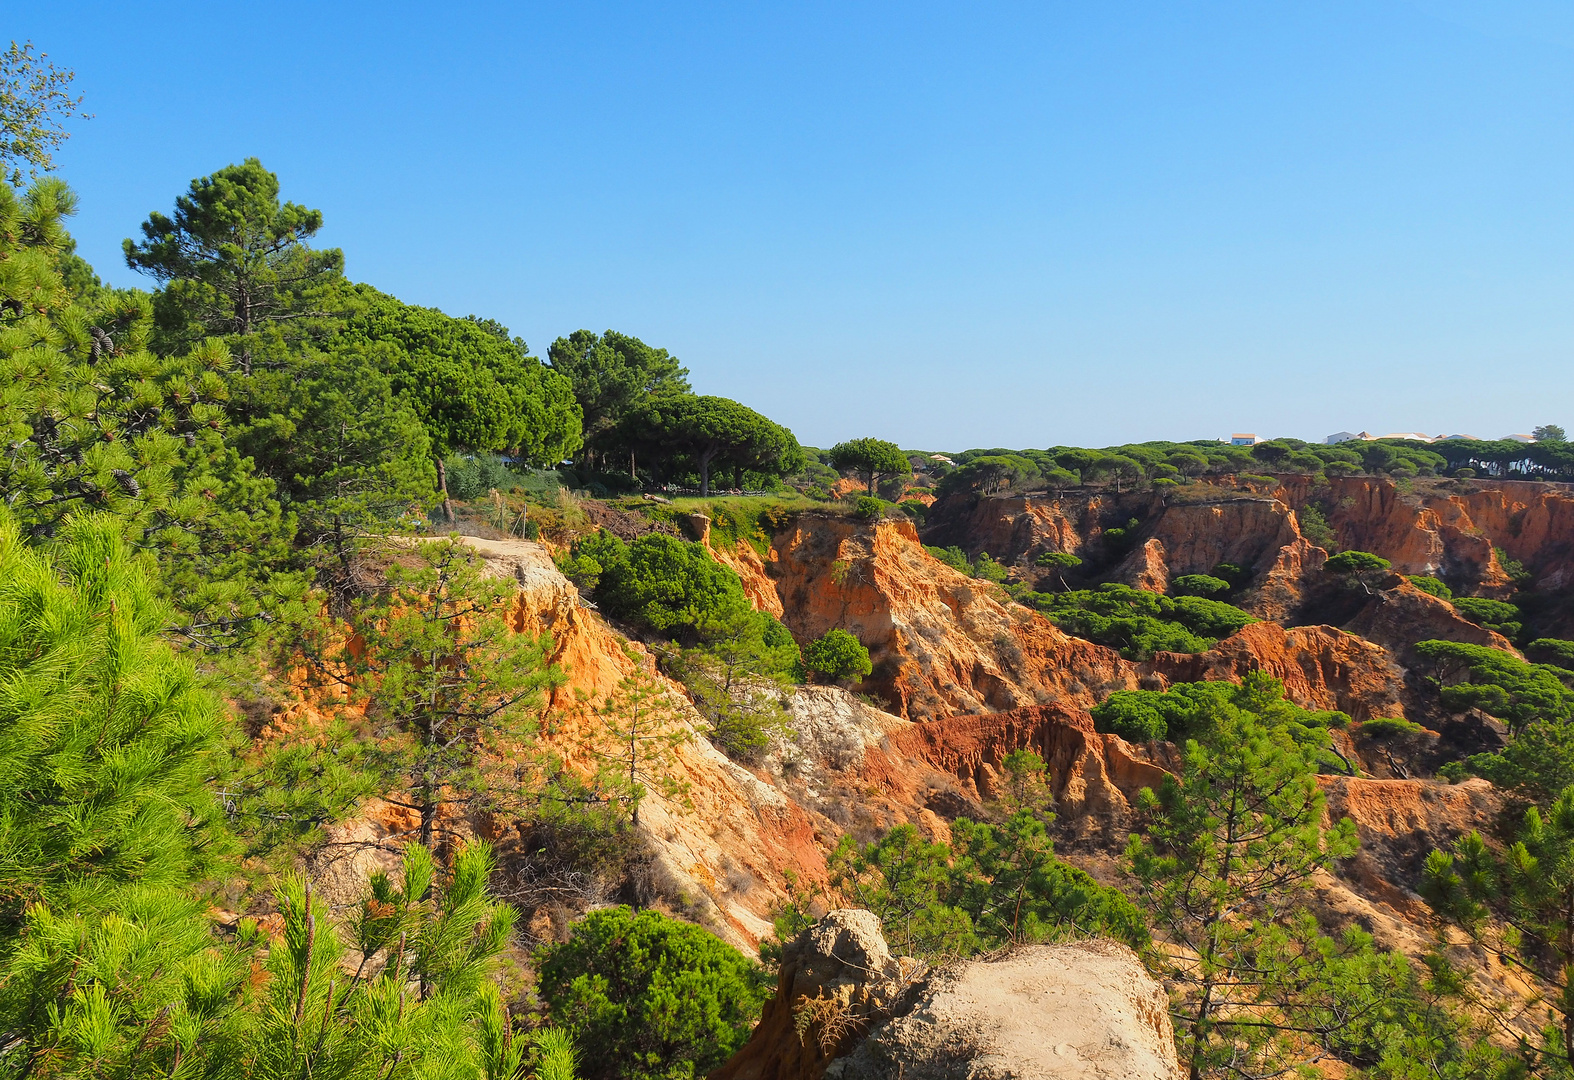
[1146,621,1408,720]
[1341,573,1518,666]
[763,515,1140,720]
[713,910,1181,1080]
[712,909,918,1080]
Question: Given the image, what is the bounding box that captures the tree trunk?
[436,457,456,524]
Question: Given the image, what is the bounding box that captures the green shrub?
[971,552,1010,583]
[926,545,973,574]
[1359,717,1425,739]
[897,499,928,522]
[1171,573,1229,598]
[443,453,521,500]
[1090,673,1349,763]
[1526,638,1574,670]
[829,812,1148,961]
[1297,504,1338,549]
[802,628,873,682]
[1026,583,1253,661]
[1451,597,1522,639]
[536,907,771,1080]
[568,531,752,636]
[854,495,886,520]
[1407,575,1453,600]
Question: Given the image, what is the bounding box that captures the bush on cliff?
[564,529,753,635]
[828,809,1148,960]
[536,906,771,1080]
[1450,596,1522,640]
[1092,673,1350,765]
[802,627,873,683]
[1025,583,1254,660]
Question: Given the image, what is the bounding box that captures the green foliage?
[1324,549,1391,576]
[1415,639,1574,734]
[583,657,693,827]
[829,810,1148,961]
[292,537,562,848]
[548,329,691,459]
[0,42,87,186]
[971,551,1010,583]
[124,157,344,365]
[1415,639,1574,798]
[571,530,754,637]
[1423,785,1574,1073]
[1360,717,1425,739]
[1033,550,1081,591]
[536,906,771,1080]
[827,437,911,495]
[1408,574,1453,600]
[1527,638,1574,670]
[1126,699,1364,1079]
[339,287,582,464]
[935,453,1041,498]
[1297,503,1338,549]
[233,341,436,556]
[802,627,873,683]
[667,608,800,763]
[0,512,226,933]
[1496,546,1534,587]
[1170,573,1229,597]
[853,494,886,520]
[617,394,803,496]
[1451,596,1522,639]
[1091,673,1350,764]
[926,544,972,574]
[443,453,523,501]
[533,1028,581,1080]
[2,179,296,647]
[1025,583,1254,660]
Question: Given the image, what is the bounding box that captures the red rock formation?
[1342,574,1518,665]
[1146,622,1407,720]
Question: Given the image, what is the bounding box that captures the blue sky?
[17,2,1574,450]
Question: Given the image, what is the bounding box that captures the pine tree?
[0,177,298,649]
[1125,705,1359,1079]
[0,510,227,934]
[295,536,563,852]
[123,158,344,369]
[1425,783,1574,1076]
[581,650,692,827]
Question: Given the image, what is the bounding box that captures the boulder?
[712,910,1181,1080]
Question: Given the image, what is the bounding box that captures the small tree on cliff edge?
[1125,697,1360,1079]
[295,536,563,854]
[1424,784,1574,1076]
[802,628,873,683]
[828,438,912,495]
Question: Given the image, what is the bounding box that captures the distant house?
[1378,432,1436,443]
[1324,431,1370,444]
[1503,433,1537,444]
[1229,434,1261,446]
[1436,434,1479,442]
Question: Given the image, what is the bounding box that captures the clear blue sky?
[17,2,1574,450]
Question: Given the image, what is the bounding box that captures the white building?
[1229,433,1261,446]
[1503,433,1537,444]
[1324,431,1369,444]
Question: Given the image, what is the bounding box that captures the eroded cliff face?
[762,515,1139,721]
[752,514,1417,725]
[926,475,1574,609]
[1146,621,1407,720]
